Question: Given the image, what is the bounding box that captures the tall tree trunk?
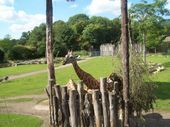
[143,32,146,63]
[46,0,56,126]
[121,0,130,127]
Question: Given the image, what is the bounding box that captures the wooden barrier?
[47,78,121,127]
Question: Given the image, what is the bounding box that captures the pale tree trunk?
[121,0,130,127]
[143,32,146,63]
[46,0,56,126]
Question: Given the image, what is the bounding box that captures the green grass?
[0,57,115,97]
[0,55,170,111]
[0,64,47,77]
[0,98,33,103]
[0,114,43,127]
[0,63,60,77]
[147,54,170,111]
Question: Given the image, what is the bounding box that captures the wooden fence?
[100,44,116,56]
[46,78,140,127]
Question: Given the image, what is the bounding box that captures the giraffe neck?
[72,61,100,89]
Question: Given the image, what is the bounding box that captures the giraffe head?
[63,51,76,65]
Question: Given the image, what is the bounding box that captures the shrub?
[8,45,36,60]
[0,48,5,63]
[113,50,156,117]
[129,51,156,116]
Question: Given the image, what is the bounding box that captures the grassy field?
[0,55,170,111]
[0,98,33,103]
[0,114,43,127]
[0,57,115,97]
[147,55,170,111]
[0,63,61,77]
[0,64,47,77]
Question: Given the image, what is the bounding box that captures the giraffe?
[63,51,100,89]
[63,51,123,91]
[63,51,124,120]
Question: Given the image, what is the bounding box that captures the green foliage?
[129,51,156,115]
[8,45,36,60]
[112,18,121,44]
[0,38,16,52]
[19,32,30,45]
[113,51,156,115]
[27,23,46,57]
[53,20,76,56]
[68,14,89,25]
[0,48,5,63]
[0,114,42,127]
[129,0,170,52]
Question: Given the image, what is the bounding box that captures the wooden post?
[46,0,56,126]
[109,92,118,127]
[53,96,59,127]
[69,90,79,127]
[61,86,70,127]
[100,78,110,127]
[54,85,64,126]
[121,0,130,127]
[84,93,94,127]
[77,82,85,127]
[92,90,102,127]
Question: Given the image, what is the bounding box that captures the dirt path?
[8,57,93,81]
[1,94,170,127]
[0,94,49,127]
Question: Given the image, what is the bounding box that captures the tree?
[0,48,5,63]
[8,45,36,60]
[28,23,46,57]
[68,14,90,50]
[19,31,30,45]
[121,0,130,126]
[68,14,89,26]
[46,0,56,126]
[112,18,121,44]
[53,20,76,56]
[82,16,115,50]
[0,37,16,52]
[129,0,170,63]
[82,24,102,49]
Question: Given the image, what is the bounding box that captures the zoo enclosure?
[46,78,121,127]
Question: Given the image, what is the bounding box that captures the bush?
[8,45,36,60]
[113,50,156,117]
[0,48,5,63]
[129,51,156,116]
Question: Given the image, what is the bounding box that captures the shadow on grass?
[143,113,170,127]
[154,82,170,100]
[130,113,170,127]
[162,62,170,68]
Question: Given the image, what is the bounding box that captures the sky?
[0,0,170,39]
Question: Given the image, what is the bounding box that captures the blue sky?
[0,0,169,39]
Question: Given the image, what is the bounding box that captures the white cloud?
[0,0,45,38]
[86,0,121,16]
[166,0,170,9]
[70,4,78,8]
[0,5,16,21]
[0,0,14,6]
[10,14,45,33]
